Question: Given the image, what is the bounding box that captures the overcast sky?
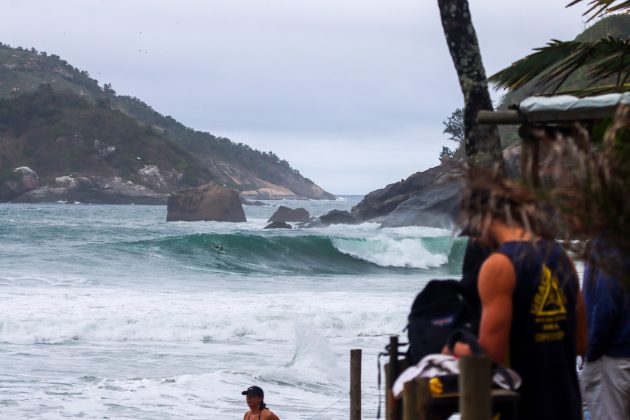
[1,1,588,194]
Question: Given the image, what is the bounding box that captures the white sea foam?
[332,236,448,268]
[0,287,410,345]
[0,200,452,419]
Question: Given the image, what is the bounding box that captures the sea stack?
[167,184,246,222]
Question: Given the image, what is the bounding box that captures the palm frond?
[567,0,630,21]
[490,37,630,96]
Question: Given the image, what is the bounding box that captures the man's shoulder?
[479,252,516,294]
[481,252,515,275]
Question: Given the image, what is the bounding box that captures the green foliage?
[440,108,466,160]
[439,146,455,163]
[567,0,630,21]
[0,169,19,183]
[0,42,326,196]
[491,37,630,95]
[442,108,464,145]
[494,15,630,147]
[0,86,213,186]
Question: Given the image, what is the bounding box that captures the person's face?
[246,394,263,410]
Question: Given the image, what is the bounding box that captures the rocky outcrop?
[13,176,167,204]
[320,210,358,225]
[350,162,461,223]
[136,165,183,193]
[240,185,298,200]
[0,167,39,201]
[268,206,310,223]
[347,147,521,229]
[264,221,292,229]
[378,180,461,228]
[166,184,246,222]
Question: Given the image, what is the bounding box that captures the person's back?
[243,407,279,420]
[497,239,581,420]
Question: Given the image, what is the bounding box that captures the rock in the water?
[351,163,460,222]
[167,184,246,222]
[319,210,358,225]
[264,221,292,229]
[378,179,461,228]
[268,206,310,223]
[0,166,39,201]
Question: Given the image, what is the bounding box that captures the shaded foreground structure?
[378,93,630,419]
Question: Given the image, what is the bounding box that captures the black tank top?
[497,240,581,420]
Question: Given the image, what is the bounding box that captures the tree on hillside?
[490,1,630,95]
[437,0,505,174]
[440,108,464,162]
[443,108,464,145]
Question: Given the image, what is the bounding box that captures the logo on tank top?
[530,264,568,342]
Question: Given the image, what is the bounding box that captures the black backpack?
[406,279,481,364]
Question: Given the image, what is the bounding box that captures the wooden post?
[402,379,418,420]
[350,349,362,420]
[387,336,400,420]
[459,355,491,420]
[416,378,430,420]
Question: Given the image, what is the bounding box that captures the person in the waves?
[242,386,280,420]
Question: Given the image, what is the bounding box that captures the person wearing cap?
[242,386,280,420]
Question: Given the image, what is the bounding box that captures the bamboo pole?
[459,355,491,420]
[350,349,362,420]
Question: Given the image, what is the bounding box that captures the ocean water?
[0,198,465,419]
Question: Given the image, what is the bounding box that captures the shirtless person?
[454,180,588,420]
[242,386,280,420]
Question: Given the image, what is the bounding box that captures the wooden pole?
[402,379,418,420]
[459,355,492,420]
[387,336,400,420]
[350,349,362,420]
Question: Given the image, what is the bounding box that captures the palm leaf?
[567,0,630,21]
[490,37,630,95]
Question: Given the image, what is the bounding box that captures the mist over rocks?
[166,184,246,222]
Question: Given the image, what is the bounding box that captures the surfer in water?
[211,242,225,254]
[242,386,280,420]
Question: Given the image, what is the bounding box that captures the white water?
[0,199,459,419]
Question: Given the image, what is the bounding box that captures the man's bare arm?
[477,253,516,365]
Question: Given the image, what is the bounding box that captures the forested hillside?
[0,43,334,199]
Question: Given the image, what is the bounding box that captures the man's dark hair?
[460,174,552,239]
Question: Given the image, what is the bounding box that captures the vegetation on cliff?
[0,85,211,187]
[0,43,333,199]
